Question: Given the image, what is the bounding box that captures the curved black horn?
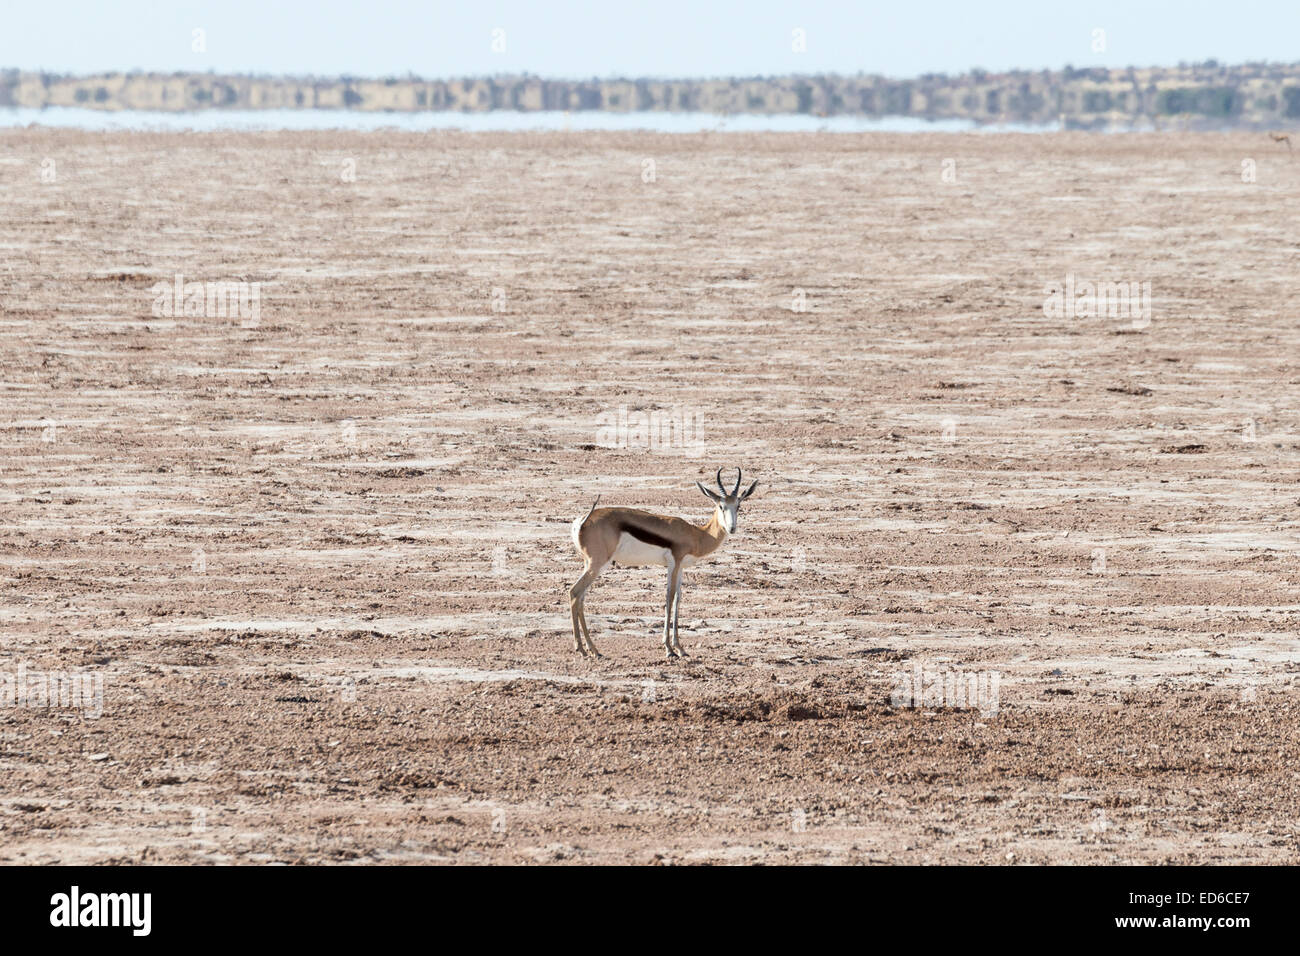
[731,466,743,497]
[715,467,727,496]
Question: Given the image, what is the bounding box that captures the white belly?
[612,532,672,568]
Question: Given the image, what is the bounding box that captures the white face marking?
[718,502,739,534]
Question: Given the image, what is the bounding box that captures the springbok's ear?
[740,479,759,501]
[696,480,722,502]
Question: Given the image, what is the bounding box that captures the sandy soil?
[1,128,1299,864]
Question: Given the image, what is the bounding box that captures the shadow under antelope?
[568,468,759,659]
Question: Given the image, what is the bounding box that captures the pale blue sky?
[2,0,1294,79]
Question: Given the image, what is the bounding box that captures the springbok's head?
[696,467,759,534]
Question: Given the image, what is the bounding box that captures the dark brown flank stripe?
[616,520,676,551]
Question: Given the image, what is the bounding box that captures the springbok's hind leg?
[577,600,599,657]
[569,600,586,655]
[569,563,604,657]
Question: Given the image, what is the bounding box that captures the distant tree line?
[3,62,1299,127]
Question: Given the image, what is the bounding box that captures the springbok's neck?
[701,510,729,551]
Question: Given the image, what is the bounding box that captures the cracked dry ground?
[1,128,1298,863]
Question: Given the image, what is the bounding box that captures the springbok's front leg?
[670,577,687,657]
[663,561,683,659]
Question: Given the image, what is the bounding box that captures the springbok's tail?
[570,496,601,552]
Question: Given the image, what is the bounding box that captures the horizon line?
[5,59,1299,85]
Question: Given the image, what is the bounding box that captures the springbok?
[568,468,758,659]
